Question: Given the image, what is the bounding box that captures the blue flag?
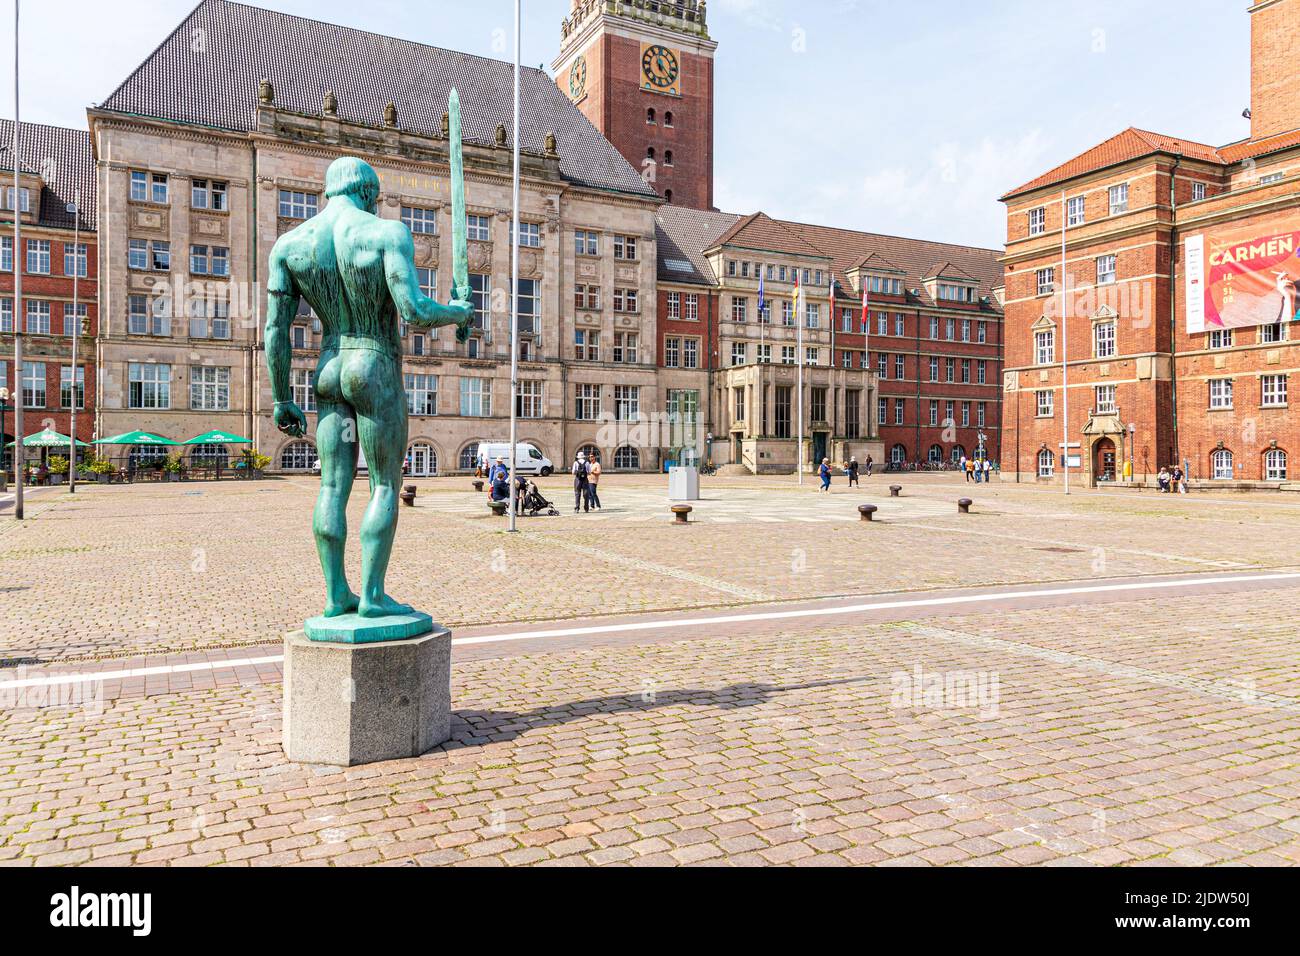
[757,270,766,318]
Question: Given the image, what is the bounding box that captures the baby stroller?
[521,479,559,517]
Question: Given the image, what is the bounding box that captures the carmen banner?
[1185,226,1300,333]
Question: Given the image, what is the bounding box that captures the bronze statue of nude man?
[265,156,472,637]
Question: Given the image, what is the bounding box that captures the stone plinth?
[282,627,452,766]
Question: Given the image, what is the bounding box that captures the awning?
[182,430,253,445]
[92,431,179,446]
[6,428,90,448]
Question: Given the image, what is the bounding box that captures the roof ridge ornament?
[259,78,275,105]
[323,90,338,117]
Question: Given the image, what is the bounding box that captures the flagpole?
[1060,189,1070,496]
[68,189,79,493]
[11,0,23,519]
[796,274,803,485]
[506,0,521,532]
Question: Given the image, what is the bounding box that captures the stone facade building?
[1000,0,1300,488]
[0,119,97,469]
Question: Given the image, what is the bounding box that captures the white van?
[476,442,554,477]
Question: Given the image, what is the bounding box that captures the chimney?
[1249,0,1300,139]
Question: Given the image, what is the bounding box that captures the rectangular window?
[683,338,699,368]
[613,332,638,363]
[614,385,639,421]
[961,359,971,383]
[516,380,543,419]
[574,283,600,311]
[514,277,540,333]
[684,293,699,321]
[961,402,970,427]
[978,322,987,344]
[805,303,820,329]
[1036,389,1053,417]
[128,362,170,409]
[190,366,230,411]
[459,377,491,417]
[3,186,30,212]
[938,284,975,303]
[977,360,987,385]
[1096,254,1117,285]
[26,239,50,274]
[1035,329,1055,365]
[809,387,827,423]
[845,391,861,438]
[731,341,747,366]
[21,361,46,408]
[731,296,747,322]
[665,291,681,320]
[929,317,939,339]
[895,355,905,379]
[877,352,888,378]
[25,300,50,335]
[1036,267,1055,296]
[1028,207,1045,236]
[978,402,986,427]
[60,365,85,409]
[1193,182,1207,202]
[129,238,148,270]
[1262,374,1287,407]
[1260,322,1286,344]
[945,357,955,383]
[1208,328,1233,349]
[398,205,436,235]
[613,288,639,314]
[63,303,87,337]
[1094,321,1116,357]
[1067,195,1085,226]
[405,373,438,416]
[0,235,11,272]
[278,189,318,219]
[1108,183,1129,215]
[131,171,169,204]
[894,399,904,426]
[877,312,888,336]
[613,235,637,260]
[291,368,316,412]
[1095,384,1116,414]
[191,179,228,211]
[468,273,491,330]
[64,242,88,277]
[461,214,490,242]
[150,241,170,271]
[781,345,795,365]
[510,221,540,248]
[190,245,230,277]
[774,386,792,438]
[1209,378,1233,409]
[805,346,819,366]
[664,337,680,368]
[928,356,939,382]
[574,383,601,420]
[574,229,599,256]
[929,400,939,427]
[574,328,599,361]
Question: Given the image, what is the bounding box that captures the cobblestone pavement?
[1,586,1298,867]
[2,474,1299,664]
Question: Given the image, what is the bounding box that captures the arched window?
[664,149,674,166]
[950,444,966,463]
[577,443,601,463]
[129,445,168,471]
[664,111,674,127]
[664,189,673,203]
[646,108,656,125]
[1265,448,1287,480]
[928,444,943,464]
[188,443,228,467]
[408,442,437,477]
[1037,448,1055,478]
[280,440,317,472]
[890,443,907,465]
[1212,449,1234,480]
[614,446,640,471]
[458,442,481,472]
[646,146,656,161]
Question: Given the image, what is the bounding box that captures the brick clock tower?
[554,0,717,210]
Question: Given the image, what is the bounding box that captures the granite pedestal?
[282,626,452,766]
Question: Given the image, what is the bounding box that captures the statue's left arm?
[384,224,474,339]
[266,242,308,437]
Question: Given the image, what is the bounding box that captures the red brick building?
[555,0,716,210]
[1000,0,1300,488]
[0,120,98,470]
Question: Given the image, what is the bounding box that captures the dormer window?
[866,275,902,296]
[2,187,31,212]
[937,283,975,303]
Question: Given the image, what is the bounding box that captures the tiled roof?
[1002,127,1223,199]
[0,119,96,231]
[848,251,905,274]
[655,205,741,285]
[710,211,828,259]
[1219,127,1300,163]
[99,0,655,198]
[926,261,974,280]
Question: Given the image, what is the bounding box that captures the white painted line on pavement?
[6,571,1299,693]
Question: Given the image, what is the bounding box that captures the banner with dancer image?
[1185,224,1300,333]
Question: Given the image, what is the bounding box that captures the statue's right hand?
[274,401,308,438]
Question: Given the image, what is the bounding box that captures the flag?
[793,270,801,319]
[861,287,870,334]
[757,270,766,321]
[828,277,835,328]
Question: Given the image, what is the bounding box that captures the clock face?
[641,44,680,92]
[568,56,587,100]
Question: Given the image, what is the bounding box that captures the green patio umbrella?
[182,429,252,445]
[6,427,90,448]
[92,430,178,446]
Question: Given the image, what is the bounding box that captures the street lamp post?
[11,0,24,519]
[67,192,79,493]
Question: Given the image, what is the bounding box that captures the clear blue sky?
[5,0,1252,249]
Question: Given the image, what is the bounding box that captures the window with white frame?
[1208,328,1233,349]
[1067,195,1085,226]
[574,328,599,361]
[467,214,491,242]
[131,171,169,204]
[459,377,490,417]
[516,380,543,418]
[405,373,437,416]
[612,234,637,260]
[60,365,85,409]
[1209,378,1233,409]
[280,441,318,471]
[1036,389,1054,417]
[190,365,230,411]
[1108,183,1129,215]
[895,355,905,379]
[805,346,819,366]
[731,296,747,322]
[1192,182,1207,202]
[1212,448,1234,480]
[416,268,436,298]
[291,368,316,412]
[928,357,939,382]
[1028,206,1045,236]
[26,239,50,274]
[400,205,438,235]
[1036,267,1054,296]
[614,385,639,421]
[1094,321,1116,357]
[278,189,318,219]
[1265,449,1287,480]
[613,332,637,363]
[977,359,987,384]
[614,446,640,470]
[665,291,680,319]
[3,186,30,212]
[63,303,87,337]
[1261,373,1287,407]
[682,339,697,368]
[513,277,540,333]
[1095,384,1116,414]
[25,300,50,335]
[664,337,680,368]
[1260,321,1286,343]
[937,283,975,303]
[574,383,601,420]
[574,229,599,256]
[1038,448,1055,477]
[805,302,820,328]
[0,235,11,272]
[190,245,229,276]
[64,242,88,277]
[1096,254,1117,285]
[731,341,747,366]
[683,293,699,321]
[929,400,939,426]
[1035,328,1055,365]
[781,345,795,365]
[21,361,45,408]
[128,362,170,409]
[612,288,639,314]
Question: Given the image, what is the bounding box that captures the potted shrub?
[249,451,271,479]
[89,456,115,483]
[48,455,69,485]
[164,453,185,482]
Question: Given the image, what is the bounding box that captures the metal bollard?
[958,497,972,514]
[858,504,878,522]
[400,484,417,507]
[671,504,693,524]
[890,485,902,497]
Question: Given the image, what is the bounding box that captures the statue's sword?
[449,88,469,308]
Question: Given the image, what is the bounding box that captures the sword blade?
[449,87,468,302]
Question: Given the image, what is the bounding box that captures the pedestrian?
[572,451,591,513]
[965,457,975,482]
[1173,464,1185,495]
[865,455,873,478]
[846,456,860,488]
[819,457,832,492]
[587,453,602,510]
[490,457,510,502]
[973,458,982,483]
[983,458,992,482]
[1158,466,1170,493]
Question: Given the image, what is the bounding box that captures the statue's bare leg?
[344,349,413,618]
[313,360,360,617]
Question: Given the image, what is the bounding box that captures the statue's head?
[325,157,380,213]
